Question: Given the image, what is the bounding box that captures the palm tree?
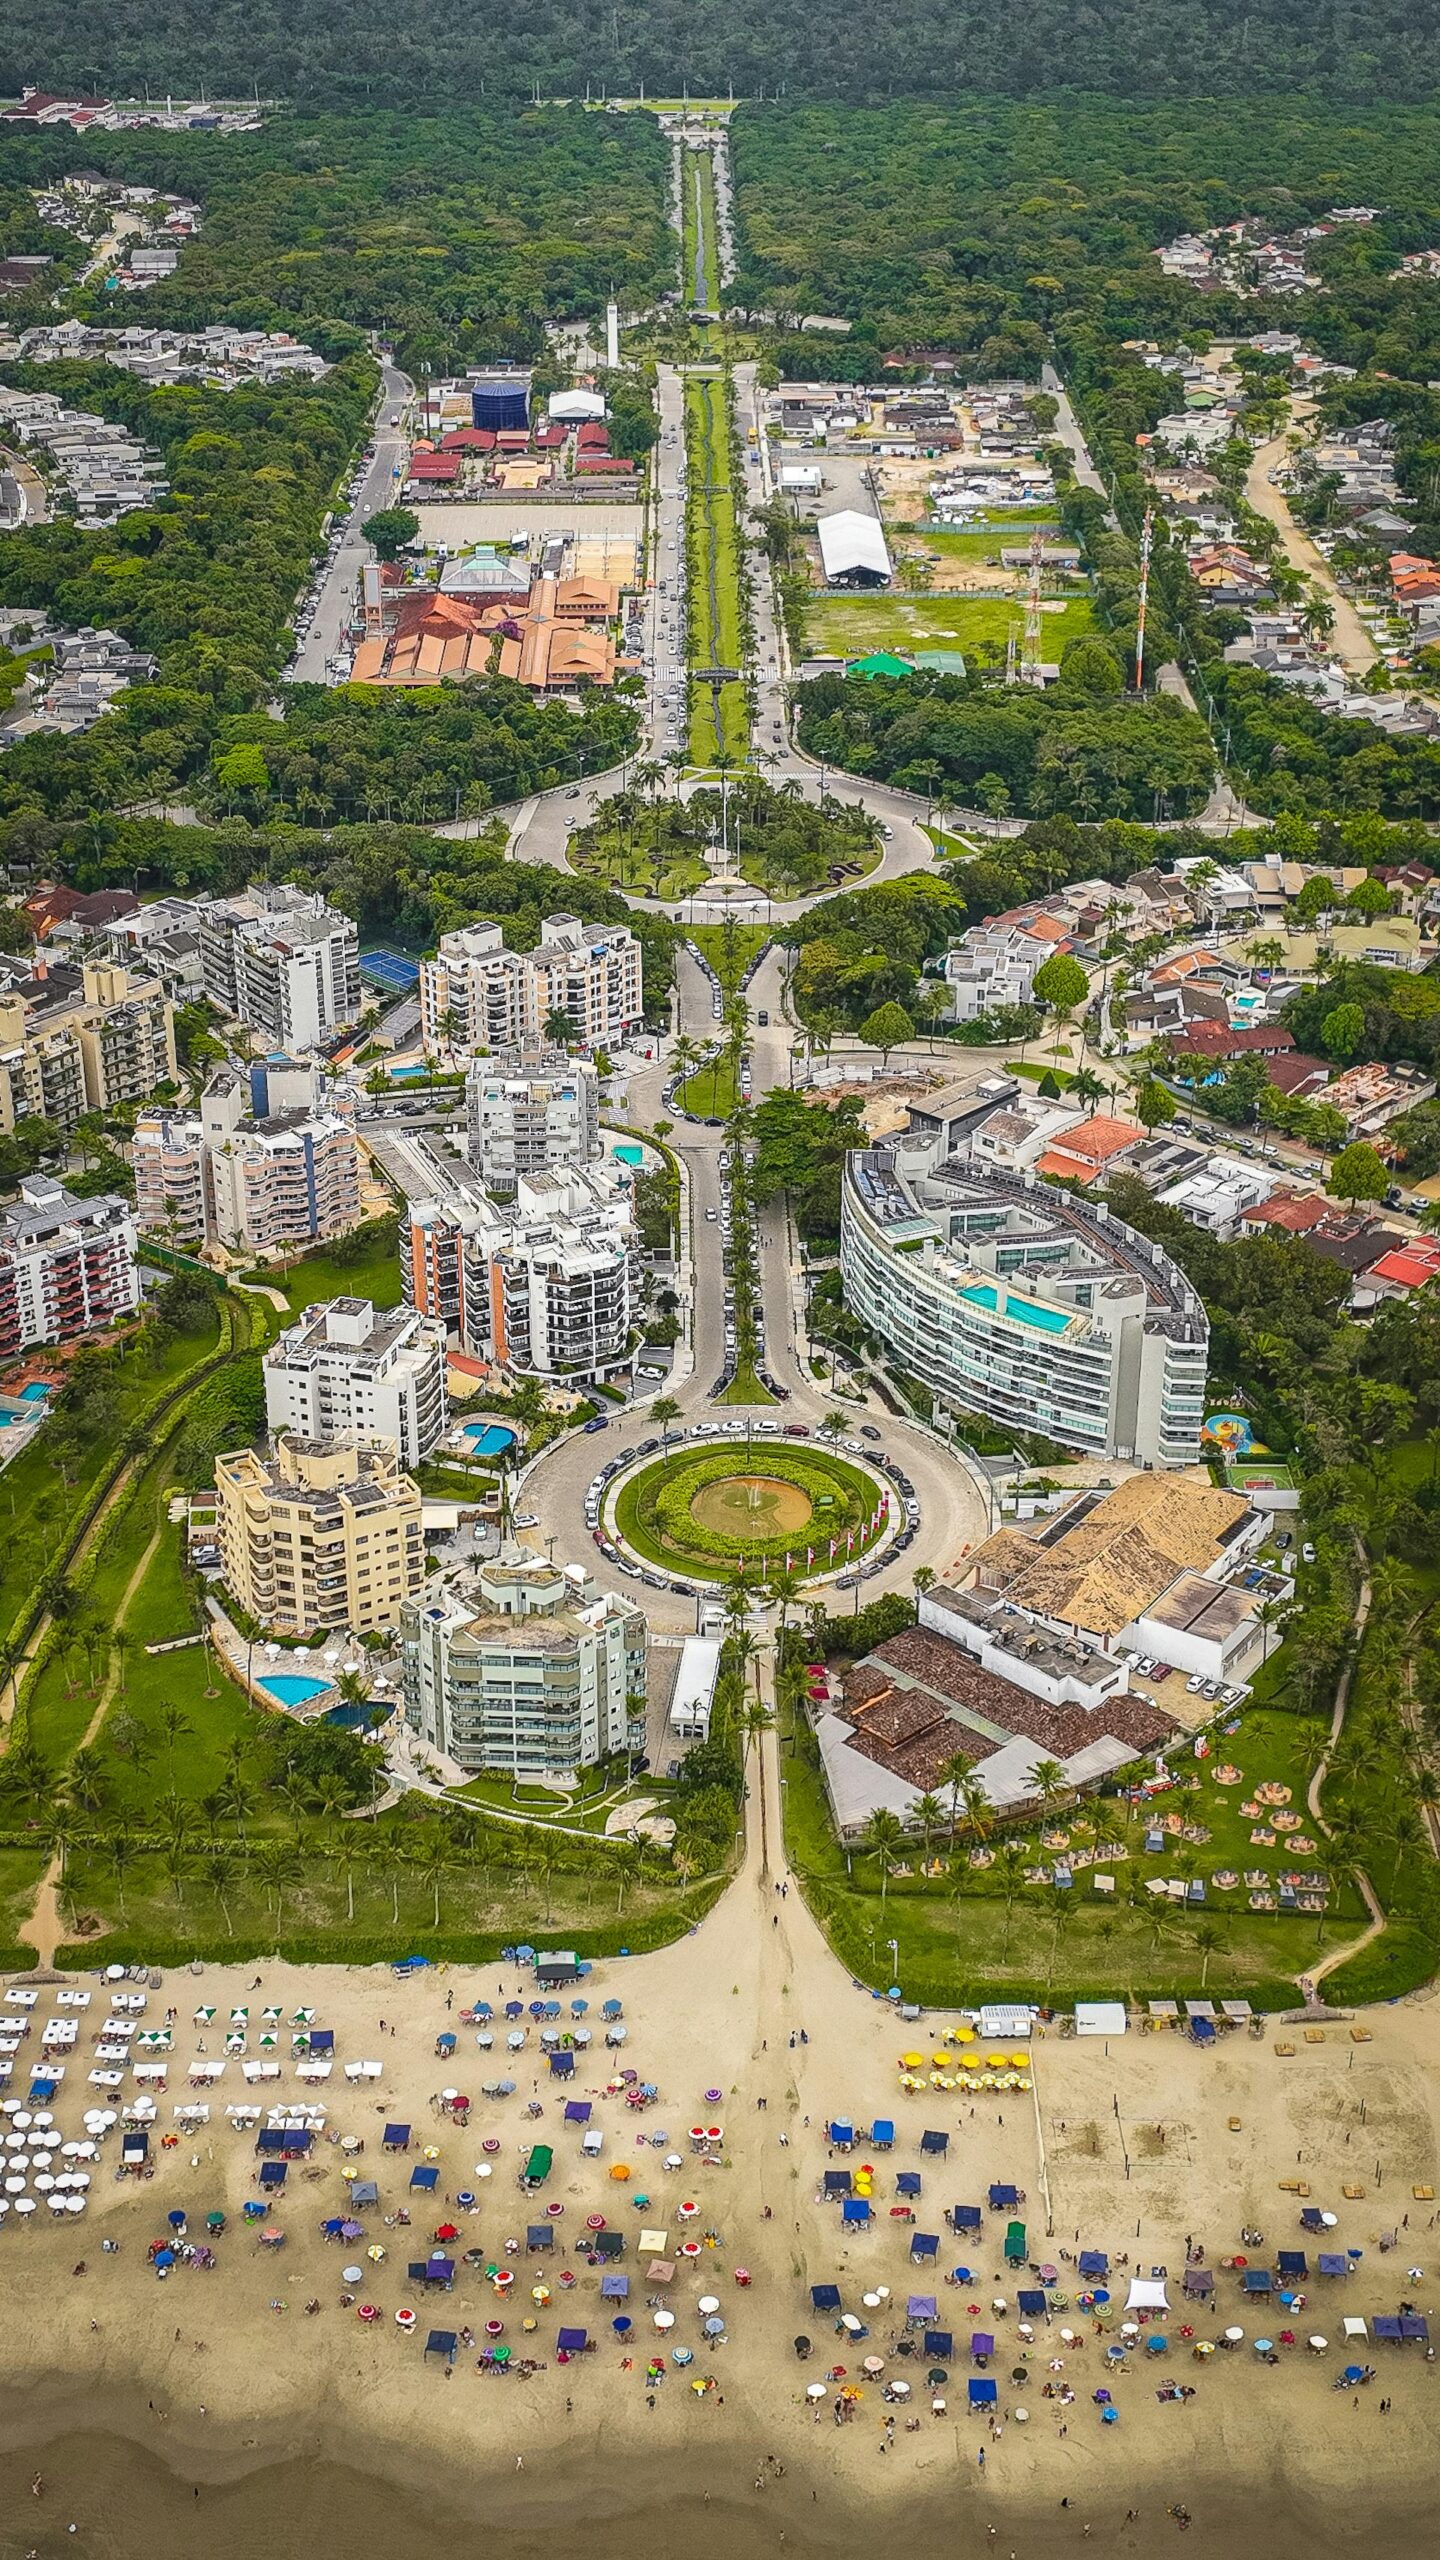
[939,1749,972,1837]
[994,1839,1029,1958]
[418,1827,451,1928]
[253,1840,298,1926]
[1192,1920,1223,1989]
[162,1836,192,1909]
[912,1793,944,1861]
[959,1777,994,1853]
[913,1565,936,1602]
[1029,1758,1069,1824]
[335,1828,361,1925]
[864,1807,905,1920]
[106,1829,137,1918]
[820,1411,847,1450]
[613,1841,642,1916]
[207,1846,239,1937]
[768,1565,801,1644]
[651,1395,681,1450]
[159,1702,191,1784]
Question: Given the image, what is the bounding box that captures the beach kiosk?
[1004,2220,1027,2265]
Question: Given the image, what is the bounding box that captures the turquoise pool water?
[258,1672,333,1706]
[389,1064,430,1083]
[613,1143,643,1166]
[19,1382,50,1401]
[462,1422,518,1456]
[959,1282,1071,1333]
[323,1701,393,1730]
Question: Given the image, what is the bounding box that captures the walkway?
[1244,405,1378,674]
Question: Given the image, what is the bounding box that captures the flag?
[828,1535,838,1561]
[785,1551,792,1574]
[845,1527,855,1553]
[806,1545,814,1567]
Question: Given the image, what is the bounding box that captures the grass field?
[684,371,750,767]
[807,593,1097,662]
[677,1052,738,1117]
[690,923,769,991]
[892,523,1060,564]
[571,836,710,901]
[778,1702,1360,2010]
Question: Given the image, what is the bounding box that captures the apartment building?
[401,1148,634,1381]
[419,913,643,1054]
[132,1060,360,1255]
[0,1175,140,1355]
[0,959,176,1135]
[466,1046,600,1190]
[840,1138,1208,1468]
[401,1551,647,1779]
[217,1433,426,1635]
[201,884,361,1050]
[263,1296,448,1468]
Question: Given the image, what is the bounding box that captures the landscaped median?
[611,1437,893,1582]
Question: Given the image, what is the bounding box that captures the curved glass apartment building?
[841,1140,1208,1468]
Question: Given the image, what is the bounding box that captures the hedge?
[627,1441,888,1567]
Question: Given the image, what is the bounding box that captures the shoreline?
[1,2375,1437,2560]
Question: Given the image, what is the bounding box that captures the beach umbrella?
[1224,2327,1244,2344]
[343,2266,363,2284]
[532,2287,551,2306]
[1308,2337,1328,2353]
[680,2241,702,2260]
[806,2381,826,2401]
[612,2316,632,2336]
[367,2244,386,2263]
[654,2310,675,2332]
[357,2304,380,2323]
[14,2196,35,2216]
[395,2309,416,2332]
[1102,2407,1119,2425]
[863,2355,886,2376]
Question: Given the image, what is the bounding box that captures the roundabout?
[610,1438,895,1583]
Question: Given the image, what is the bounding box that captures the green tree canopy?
[1328,1139,1389,1204]
[362,505,420,561]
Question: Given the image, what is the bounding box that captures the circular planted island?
[613,1440,893,1582]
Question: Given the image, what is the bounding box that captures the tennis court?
[360,948,421,993]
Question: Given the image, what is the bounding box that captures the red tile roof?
[1241,1191,1327,1234]
[1369,1243,1440,1290]
[1170,1022,1295,1058]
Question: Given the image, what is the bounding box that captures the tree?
[1328,1140,1388,1205]
[362,505,420,562]
[1320,1002,1366,1064]
[1135,1076,1176,1132]
[858,1000,914,1067]
[1032,952,1089,1023]
[651,1395,681,1449]
[545,1008,575,1049]
[864,1807,905,1919]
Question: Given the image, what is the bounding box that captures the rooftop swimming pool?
[959,1282,1072,1333]
[462,1422,518,1456]
[612,1143,644,1166]
[257,1672,333,1707]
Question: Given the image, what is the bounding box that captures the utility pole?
[1134,506,1155,694]
[1021,522,1045,686]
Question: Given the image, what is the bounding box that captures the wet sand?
[0,1728,1436,2557]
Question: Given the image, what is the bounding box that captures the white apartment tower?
[263,1296,448,1467]
[201,884,361,1050]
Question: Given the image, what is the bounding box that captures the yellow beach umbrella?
[959,2054,982,2072]
[900,2053,924,2070]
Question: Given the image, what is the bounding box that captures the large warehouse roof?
[817,509,893,585]
[548,389,608,423]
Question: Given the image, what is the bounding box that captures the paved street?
[290,362,414,683]
[518,942,988,1634]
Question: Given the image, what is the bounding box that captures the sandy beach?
[1,1728,1437,2560]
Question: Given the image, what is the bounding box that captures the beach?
[0,1729,1437,2559]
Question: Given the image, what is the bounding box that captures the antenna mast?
[1134,506,1155,693]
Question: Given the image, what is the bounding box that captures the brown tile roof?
[847,1688,943,1749]
[962,1476,1251,1640]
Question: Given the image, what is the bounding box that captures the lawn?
[269,1219,402,1317]
[690,922,769,993]
[570,837,710,901]
[892,523,1060,563]
[678,1052,738,1117]
[777,1684,1365,2010]
[807,594,1098,662]
[720,1364,776,1406]
[684,371,750,767]
[0,1311,224,1649]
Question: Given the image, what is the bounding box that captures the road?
[519,941,989,1634]
[289,362,414,683]
[1245,405,1378,675]
[1041,361,1111,506]
[0,441,46,527]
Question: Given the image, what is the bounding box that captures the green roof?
[845,650,914,679]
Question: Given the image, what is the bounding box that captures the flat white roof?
[670,1634,720,1731]
[1075,2000,1127,2037]
[817,509,892,581]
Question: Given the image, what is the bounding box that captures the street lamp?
[886,1936,898,1985]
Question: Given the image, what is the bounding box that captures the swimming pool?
[959,1283,1071,1333]
[323,1700,393,1730]
[463,1422,518,1457]
[613,1143,644,1166]
[257,1672,333,1707]
[19,1382,50,1401]
[388,1064,431,1083]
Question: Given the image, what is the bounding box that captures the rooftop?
[962,1476,1252,1640]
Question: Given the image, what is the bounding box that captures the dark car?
[583,1416,610,1434]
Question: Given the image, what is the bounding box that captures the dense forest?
[795,667,1216,822]
[2,1,1438,111]
[0,111,672,375]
